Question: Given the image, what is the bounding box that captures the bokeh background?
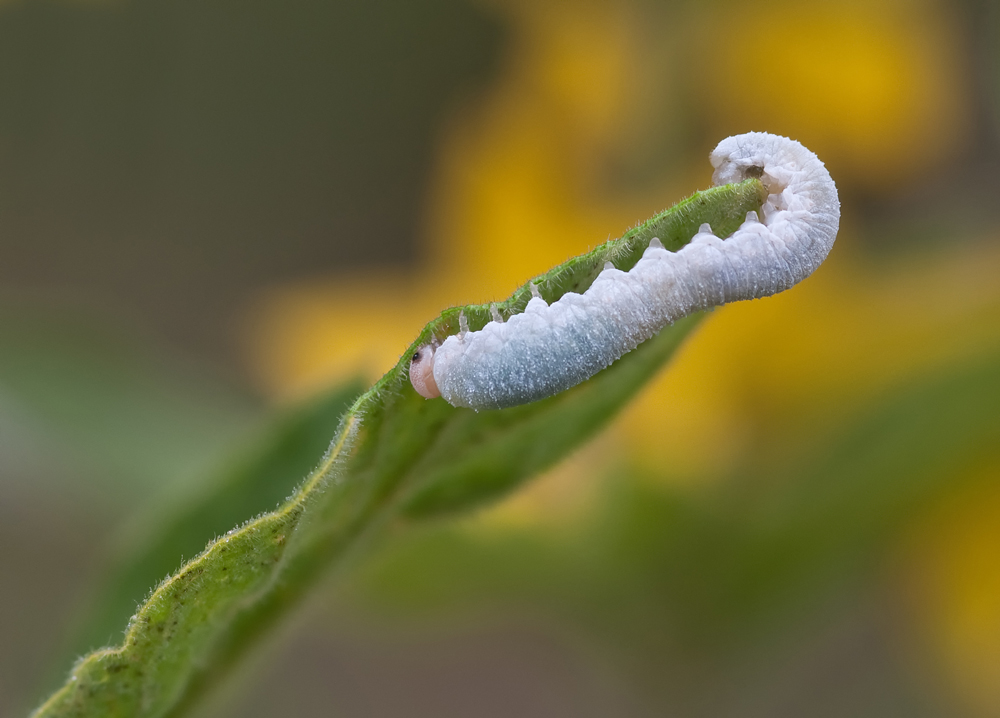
[3,0,1000,715]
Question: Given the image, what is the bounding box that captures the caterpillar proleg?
[410,132,840,410]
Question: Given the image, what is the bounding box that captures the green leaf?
[31,179,765,718]
[41,380,364,699]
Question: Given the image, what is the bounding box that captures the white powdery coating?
[431,132,840,410]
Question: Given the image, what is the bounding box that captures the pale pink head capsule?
[409,344,440,399]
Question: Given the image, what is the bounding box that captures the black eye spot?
[411,351,421,363]
[746,165,764,178]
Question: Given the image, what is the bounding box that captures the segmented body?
[409,132,840,410]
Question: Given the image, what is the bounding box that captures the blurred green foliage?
[327,351,999,715]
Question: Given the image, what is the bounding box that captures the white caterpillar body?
[409,132,840,410]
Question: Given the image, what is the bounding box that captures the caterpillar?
[409,132,840,410]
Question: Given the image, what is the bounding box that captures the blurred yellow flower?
[695,0,967,189]
[243,0,993,487]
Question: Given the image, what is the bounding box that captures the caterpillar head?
[409,344,440,399]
